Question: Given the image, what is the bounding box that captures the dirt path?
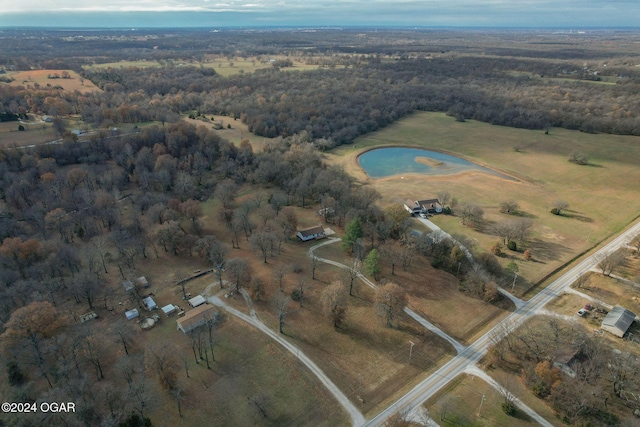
[206,294,366,426]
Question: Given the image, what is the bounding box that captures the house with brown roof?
[296,225,326,242]
[176,304,218,334]
[404,198,443,215]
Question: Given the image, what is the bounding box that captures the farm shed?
[122,280,134,292]
[176,304,218,334]
[188,295,206,308]
[296,225,326,241]
[143,296,157,311]
[125,309,139,321]
[601,306,637,338]
[136,276,149,288]
[161,304,177,316]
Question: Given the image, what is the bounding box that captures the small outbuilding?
[143,296,157,311]
[122,280,134,292]
[176,304,218,334]
[296,225,326,242]
[601,306,637,338]
[125,309,139,321]
[136,276,149,288]
[161,304,178,316]
[188,295,206,308]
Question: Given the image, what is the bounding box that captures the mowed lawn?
[328,112,640,288]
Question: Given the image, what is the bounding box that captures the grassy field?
[5,69,101,93]
[83,55,327,77]
[183,114,273,152]
[328,112,640,290]
[426,373,545,427]
[0,120,55,147]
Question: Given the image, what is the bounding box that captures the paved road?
[364,219,640,426]
[207,295,366,426]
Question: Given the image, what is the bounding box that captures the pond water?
[357,147,513,180]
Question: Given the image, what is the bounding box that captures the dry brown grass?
[326,112,640,291]
[6,70,101,93]
[573,271,640,315]
[426,373,544,427]
[0,121,55,147]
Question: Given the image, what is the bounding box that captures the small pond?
[357,147,513,180]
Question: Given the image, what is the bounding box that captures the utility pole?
[511,272,518,293]
[409,341,415,364]
[478,394,486,417]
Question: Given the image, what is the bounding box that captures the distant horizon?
[1,1,640,29]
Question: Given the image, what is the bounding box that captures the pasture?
[5,69,101,93]
[328,112,640,289]
[83,55,325,77]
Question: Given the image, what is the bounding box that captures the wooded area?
[2,28,640,426]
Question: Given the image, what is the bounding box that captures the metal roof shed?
[143,296,157,311]
[188,295,206,308]
[125,309,139,321]
[161,304,177,316]
[601,306,637,338]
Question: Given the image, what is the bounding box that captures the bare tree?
[342,258,361,296]
[275,291,292,334]
[322,281,348,328]
[380,243,403,276]
[499,200,519,214]
[551,200,569,215]
[374,282,406,328]
[272,264,290,291]
[437,190,451,207]
[459,202,484,228]
[596,250,626,277]
[209,240,228,287]
[250,230,277,263]
[311,255,319,280]
[226,258,252,293]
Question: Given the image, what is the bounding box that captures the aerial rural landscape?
[1,16,640,427]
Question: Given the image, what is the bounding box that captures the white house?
[296,225,326,242]
[601,306,637,338]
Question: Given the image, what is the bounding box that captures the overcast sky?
[1,0,638,27]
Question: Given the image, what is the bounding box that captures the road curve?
[365,219,640,426]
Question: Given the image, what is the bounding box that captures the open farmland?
[5,69,101,93]
[329,112,640,289]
